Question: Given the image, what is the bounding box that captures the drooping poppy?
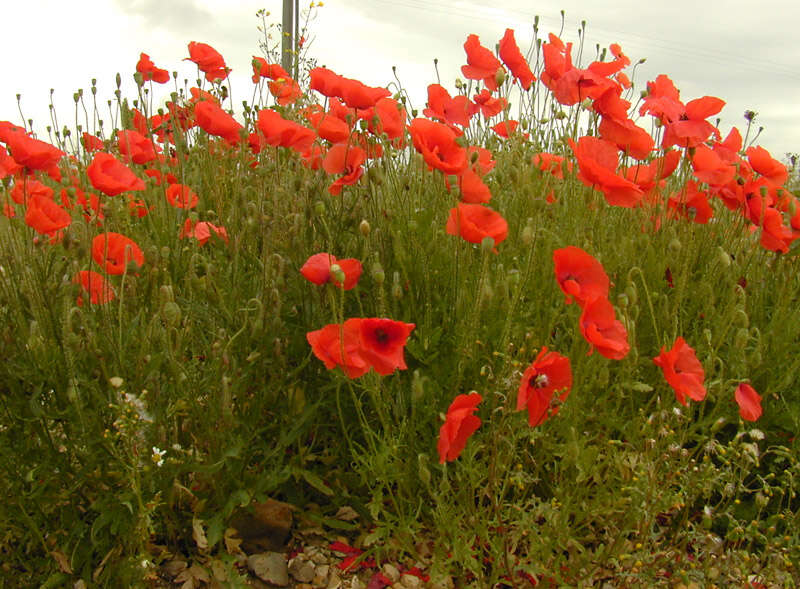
[86,152,146,196]
[117,129,160,165]
[461,34,503,91]
[194,101,244,145]
[91,232,144,275]
[306,319,369,379]
[24,194,71,238]
[579,296,630,360]
[363,97,406,145]
[517,347,572,427]
[256,109,316,154]
[498,29,535,90]
[73,270,115,306]
[358,318,416,375]
[136,53,170,84]
[322,142,366,195]
[472,88,507,119]
[185,41,229,82]
[553,246,610,307]
[734,383,762,422]
[746,145,788,187]
[3,130,64,174]
[300,252,362,290]
[0,145,23,178]
[445,203,508,252]
[437,392,482,464]
[652,337,706,406]
[165,183,199,209]
[568,136,643,207]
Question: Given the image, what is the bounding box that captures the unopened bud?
[716,247,732,267]
[161,301,182,327]
[668,238,682,253]
[495,68,506,87]
[359,219,371,237]
[481,236,495,253]
[329,263,346,285]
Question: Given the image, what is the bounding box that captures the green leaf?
[300,470,333,496]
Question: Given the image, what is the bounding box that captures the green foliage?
[1,13,799,587]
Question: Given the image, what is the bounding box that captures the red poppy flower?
[667,181,713,224]
[117,129,159,165]
[423,84,478,128]
[445,203,508,252]
[73,270,115,306]
[660,94,725,149]
[408,118,467,176]
[309,67,390,109]
[305,110,351,143]
[691,144,736,186]
[734,383,762,421]
[363,97,406,145]
[455,167,492,204]
[532,152,572,179]
[185,41,229,82]
[568,136,643,207]
[81,132,105,152]
[251,57,289,83]
[3,130,64,174]
[256,109,316,154]
[598,116,654,160]
[165,183,199,209]
[194,101,244,145]
[517,347,572,427]
[491,120,524,139]
[438,392,482,463]
[136,53,170,84]
[0,145,22,179]
[746,145,788,186]
[91,232,144,275]
[24,194,71,237]
[322,142,366,195]
[87,152,146,196]
[652,337,706,406]
[579,296,629,360]
[307,319,369,379]
[269,77,303,106]
[472,88,507,119]
[358,318,415,375]
[498,29,535,90]
[461,34,503,91]
[300,252,362,290]
[179,218,228,246]
[553,246,610,307]
[10,178,53,205]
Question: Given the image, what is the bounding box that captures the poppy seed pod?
[329,264,346,286]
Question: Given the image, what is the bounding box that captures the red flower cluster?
[307,318,415,378]
[554,247,629,360]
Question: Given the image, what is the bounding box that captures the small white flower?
[151,446,166,467]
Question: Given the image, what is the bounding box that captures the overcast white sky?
[3,0,799,159]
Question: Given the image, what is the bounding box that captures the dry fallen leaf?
[175,563,210,589]
[192,517,209,552]
[51,550,73,575]
[335,506,359,521]
[223,527,244,556]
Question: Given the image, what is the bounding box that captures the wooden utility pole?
[281,0,295,75]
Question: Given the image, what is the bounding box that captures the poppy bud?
[329,263,346,286]
[481,236,495,253]
[624,284,638,306]
[555,110,567,120]
[494,68,506,87]
[371,262,385,286]
[359,219,370,237]
[734,309,749,328]
[668,238,682,253]
[392,271,402,299]
[161,301,181,327]
[716,247,731,268]
[521,218,535,245]
[617,293,629,308]
[314,201,325,216]
[507,268,520,286]
[412,370,425,400]
[134,72,144,87]
[160,285,175,305]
